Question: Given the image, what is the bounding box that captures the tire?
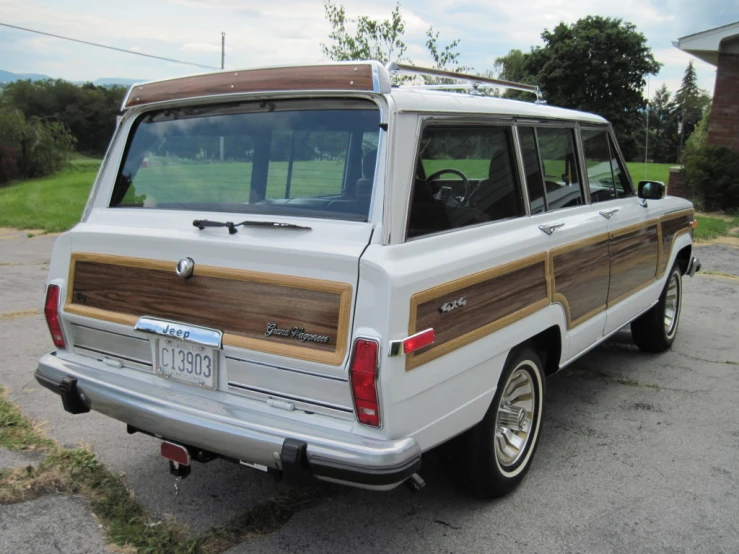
[631,264,683,353]
[452,345,546,498]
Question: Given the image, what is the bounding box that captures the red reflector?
[350,339,380,427]
[403,328,435,354]
[161,441,190,466]
[44,284,65,348]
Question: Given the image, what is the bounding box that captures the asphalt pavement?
[1,228,737,553]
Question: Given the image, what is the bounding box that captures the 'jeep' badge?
[439,296,467,313]
[176,257,195,279]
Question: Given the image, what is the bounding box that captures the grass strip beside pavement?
[694,214,739,241]
[0,387,324,553]
[0,158,100,233]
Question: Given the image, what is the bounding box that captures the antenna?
[387,62,545,103]
[644,76,650,180]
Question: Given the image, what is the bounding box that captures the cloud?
[0,0,734,93]
[182,43,222,53]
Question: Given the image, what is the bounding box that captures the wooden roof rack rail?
[121,62,393,110]
[387,62,545,103]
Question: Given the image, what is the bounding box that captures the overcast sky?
[1,0,737,96]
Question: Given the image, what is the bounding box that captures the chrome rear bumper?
[36,353,421,490]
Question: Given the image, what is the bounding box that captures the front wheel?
[631,265,683,352]
[454,346,545,498]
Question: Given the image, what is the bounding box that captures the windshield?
[110,99,381,221]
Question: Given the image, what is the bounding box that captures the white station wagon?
[37,62,700,498]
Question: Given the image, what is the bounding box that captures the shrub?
[0,144,21,184]
[683,144,739,210]
[0,108,76,185]
[681,106,710,163]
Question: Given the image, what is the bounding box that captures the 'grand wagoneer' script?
[264,323,330,344]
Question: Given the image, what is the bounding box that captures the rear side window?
[110,100,381,221]
[407,126,525,239]
[520,126,584,213]
[581,129,632,202]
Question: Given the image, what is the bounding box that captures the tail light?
[44,284,66,348]
[349,339,380,427]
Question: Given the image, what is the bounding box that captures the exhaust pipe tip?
[405,473,426,493]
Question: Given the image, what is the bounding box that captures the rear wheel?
[631,265,682,352]
[454,345,545,498]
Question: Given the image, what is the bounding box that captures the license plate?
[156,338,217,389]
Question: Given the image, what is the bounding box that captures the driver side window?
[407,125,524,240]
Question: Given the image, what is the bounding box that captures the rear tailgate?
[50,211,372,416]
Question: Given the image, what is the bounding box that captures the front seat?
[356,149,376,198]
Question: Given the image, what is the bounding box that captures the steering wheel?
[425,168,471,205]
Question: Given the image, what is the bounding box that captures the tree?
[425,27,467,72]
[0,79,126,156]
[525,16,661,160]
[647,84,680,163]
[321,1,406,64]
[321,1,464,72]
[492,48,536,99]
[0,108,75,184]
[674,61,711,159]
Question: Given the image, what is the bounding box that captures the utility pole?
[220,31,226,161]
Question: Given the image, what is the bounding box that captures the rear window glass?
[110,100,381,221]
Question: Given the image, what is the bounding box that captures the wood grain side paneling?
[125,65,375,108]
[607,221,660,306]
[66,253,352,365]
[551,234,610,327]
[406,253,549,370]
[659,209,694,276]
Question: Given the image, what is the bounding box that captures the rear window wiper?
[193,219,312,234]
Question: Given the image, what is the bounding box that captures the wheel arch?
[527,325,563,376]
[675,244,692,275]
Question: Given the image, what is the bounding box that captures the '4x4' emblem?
[439,297,467,313]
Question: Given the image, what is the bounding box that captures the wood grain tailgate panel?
[66,254,352,365]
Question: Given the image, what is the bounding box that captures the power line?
[0,22,221,70]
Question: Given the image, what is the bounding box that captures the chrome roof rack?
[386,62,545,103]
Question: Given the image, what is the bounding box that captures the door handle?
[599,208,620,219]
[538,223,565,235]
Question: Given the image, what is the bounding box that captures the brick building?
[675,22,739,152]
[667,22,739,198]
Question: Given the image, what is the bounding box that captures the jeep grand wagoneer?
[36,62,700,498]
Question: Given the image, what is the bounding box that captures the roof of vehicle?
[387,88,608,124]
[120,60,608,125]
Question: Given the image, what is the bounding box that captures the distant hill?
[0,69,138,87]
[91,77,140,86]
[0,69,50,83]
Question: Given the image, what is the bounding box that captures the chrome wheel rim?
[664,272,680,338]
[494,367,536,468]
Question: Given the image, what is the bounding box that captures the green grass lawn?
[0,156,100,232]
[625,162,673,185]
[694,214,739,241]
[0,156,711,235]
[127,159,345,205]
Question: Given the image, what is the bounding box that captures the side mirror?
[638,180,666,200]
